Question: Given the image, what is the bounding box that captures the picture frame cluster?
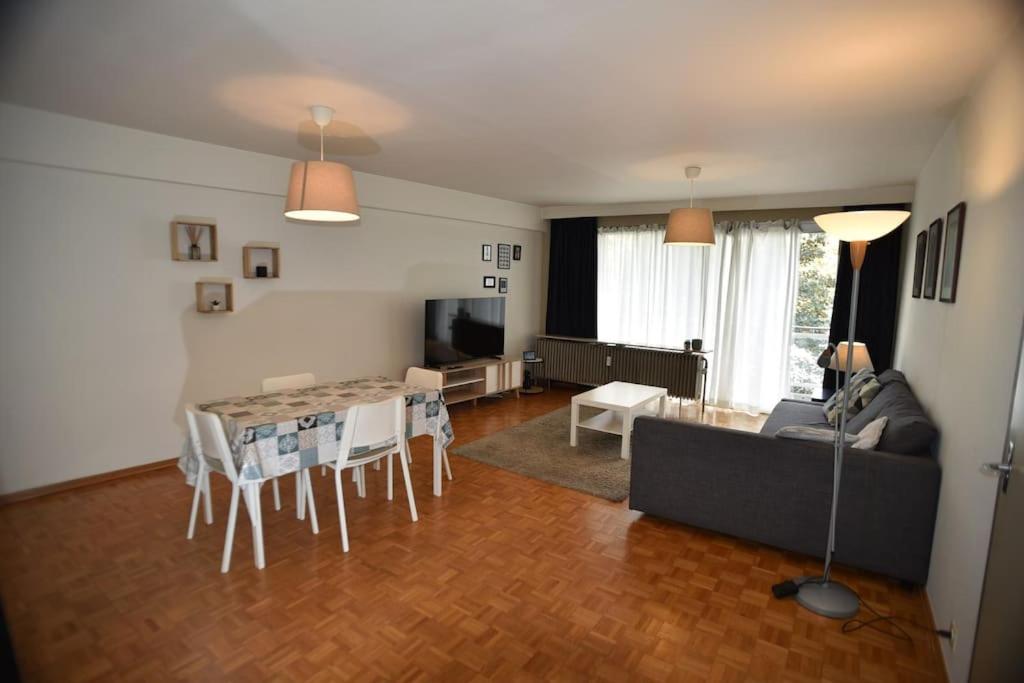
[912,202,965,303]
[481,241,520,294]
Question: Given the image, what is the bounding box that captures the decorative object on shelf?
[497,243,511,269]
[170,217,218,261]
[482,244,492,261]
[683,340,692,351]
[483,275,496,288]
[664,166,715,246]
[691,338,703,351]
[195,277,234,314]
[923,218,943,299]
[774,208,909,620]
[940,202,966,303]
[285,105,359,223]
[513,245,522,261]
[499,277,508,293]
[912,230,928,298]
[185,224,203,260]
[242,241,280,279]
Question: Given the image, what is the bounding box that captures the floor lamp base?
[795,579,859,619]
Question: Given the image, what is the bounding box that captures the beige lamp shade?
[284,160,360,222]
[813,210,909,241]
[828,341,874,373]
[664,208,715,246]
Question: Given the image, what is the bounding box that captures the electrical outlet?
[949,620,958,651]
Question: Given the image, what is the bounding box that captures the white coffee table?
[570,382,669,460]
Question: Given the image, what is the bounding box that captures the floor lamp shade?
[285,161,360,222]
[664,208,715,246]
[813,210,910,241]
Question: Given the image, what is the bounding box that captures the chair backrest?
[185,404,238,482]
[336,396,406,468]
[404,367,443,391]
[261,372,316,393]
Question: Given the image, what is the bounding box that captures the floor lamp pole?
[794,240,866,619]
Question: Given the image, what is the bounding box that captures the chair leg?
[334,466,350,553]
[442,448,452,481]
[202,471,213,525]
[187,467,204,539]
[304,468,319,535]
[221,483,241,573]
[321,465,326,477]
[296,470,305,520]
[272,477,281,511]
[249,484,265,570]
[387,453,394,501]
[398,441,419,522]
[358,465,367,498]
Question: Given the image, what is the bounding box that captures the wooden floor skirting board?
[0,458,179,506]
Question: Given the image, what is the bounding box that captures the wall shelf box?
[195,277,234,314]
[242,241,281,279]
[171,217,218,262]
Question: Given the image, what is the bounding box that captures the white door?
[969,321,1024,682]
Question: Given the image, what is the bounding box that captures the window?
[788,232,840,398]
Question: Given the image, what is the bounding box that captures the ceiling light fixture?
[664,166,715,246]
[284,105,360,223]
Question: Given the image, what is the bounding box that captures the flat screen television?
[425,297,505,366]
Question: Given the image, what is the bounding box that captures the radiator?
[536,337,610,386]
[536,336,705,399]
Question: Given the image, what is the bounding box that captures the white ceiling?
[0,0,1019,206]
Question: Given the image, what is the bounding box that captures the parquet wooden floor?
[0,387,947,682]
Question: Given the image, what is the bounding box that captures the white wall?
[0,104,545,495]
[893,30,1024,683]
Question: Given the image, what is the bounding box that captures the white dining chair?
[186,404,319,572]
[404,367,452,481]
[330,396,418,552]
[260,373,318,517]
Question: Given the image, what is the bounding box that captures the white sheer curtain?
[597,225,708,346]
[597,220,799,413]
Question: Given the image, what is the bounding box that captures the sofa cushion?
[878,369,908,386]
[760,399,831,436]
[846,379,937,455]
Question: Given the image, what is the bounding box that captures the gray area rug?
[452,406,630,501]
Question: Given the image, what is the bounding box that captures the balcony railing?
[789,325,830,398]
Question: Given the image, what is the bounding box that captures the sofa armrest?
[629,416,941,584]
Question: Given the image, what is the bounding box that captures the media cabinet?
[433,358,523,406]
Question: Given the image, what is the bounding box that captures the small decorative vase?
[691,338,703,351]
[256,264,268,278]
[189,243,201,260]
[684,340,692,351]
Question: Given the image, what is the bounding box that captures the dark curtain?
[823,205,909,390]
[545,217,598,339]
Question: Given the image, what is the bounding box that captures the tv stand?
[434,358,522,406]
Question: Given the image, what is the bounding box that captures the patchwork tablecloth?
[178,377,454,485]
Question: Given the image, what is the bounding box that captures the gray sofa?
[628,370,940,584]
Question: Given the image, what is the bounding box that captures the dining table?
[178,377,455,497]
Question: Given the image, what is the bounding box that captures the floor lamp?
[790,209,910,619]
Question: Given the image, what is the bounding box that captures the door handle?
[984,440,1015,493]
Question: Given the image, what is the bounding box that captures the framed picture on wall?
[483,275,496,288]
[512,245,522,261]
[911,230,928,298]
[497,243,511,269]
[482,244,492,262]
[923,218,943,299]
[499,277,508,293]
[940,202,966,303]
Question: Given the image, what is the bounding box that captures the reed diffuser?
[185,224,204,260]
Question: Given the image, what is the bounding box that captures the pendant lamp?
[285,105,360,222]
[664,166,715,246]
